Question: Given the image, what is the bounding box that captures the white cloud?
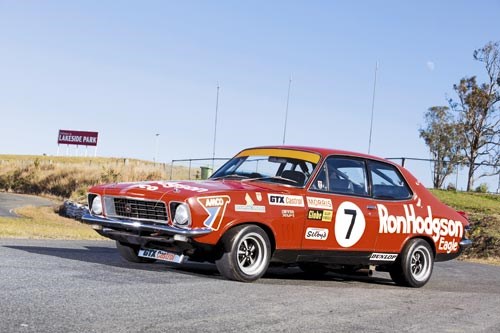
[426,61,435,71]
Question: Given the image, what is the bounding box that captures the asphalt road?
[0,192,54,217]
[0,239,499,333]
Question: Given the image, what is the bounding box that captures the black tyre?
[215,225,271,282]
[298,262,328,276]
[390,238,434,288]
[116,241,156,263]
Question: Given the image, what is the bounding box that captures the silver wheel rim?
[236,232,267,276]
[410,244,432,282]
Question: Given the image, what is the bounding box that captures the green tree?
[449,41,500,191]
[420,106,464,189]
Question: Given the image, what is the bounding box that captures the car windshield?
[211,149,320,187]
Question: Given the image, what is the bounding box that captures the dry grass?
[0,206,106,240]
[0,155,191,201]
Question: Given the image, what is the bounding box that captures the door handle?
[366,205,377,210]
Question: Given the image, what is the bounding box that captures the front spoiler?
[82,213,212,237]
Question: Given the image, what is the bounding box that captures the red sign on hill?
[58,130,99,147]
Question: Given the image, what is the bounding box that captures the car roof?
[243,145,397,166]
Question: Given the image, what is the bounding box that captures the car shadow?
[4,245,396,287]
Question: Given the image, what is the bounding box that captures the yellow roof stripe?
[237,148,321,164]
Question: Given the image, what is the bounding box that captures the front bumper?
[82,213,212,237]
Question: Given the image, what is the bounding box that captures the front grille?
[112,198,168,222]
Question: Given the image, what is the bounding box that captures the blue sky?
[0,1,498,188]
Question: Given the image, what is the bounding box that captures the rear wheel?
[216,225,271,282]
[115,241,156,263]
[390,238,434,288]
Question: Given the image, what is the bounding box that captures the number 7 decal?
[335,202,366,248]
[344,209,357,239]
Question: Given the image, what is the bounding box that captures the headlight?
[173,203,190,227]
[91,195,103,215]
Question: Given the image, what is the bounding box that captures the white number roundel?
[334,201,366,248]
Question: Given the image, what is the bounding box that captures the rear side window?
[368,161,412,200]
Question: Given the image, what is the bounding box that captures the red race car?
[83,146,472,287]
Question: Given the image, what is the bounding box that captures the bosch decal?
[197,195,231,231]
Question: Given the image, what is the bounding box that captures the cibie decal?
[268,194,304,207]
[282,209,295,218]
[306,197,333,210]
[334,202,366,248]
[370,253,398,262]
[197,196,231,231]
[377,204,464,243]
[307,210,333,222]
[305,227,329,241]
[235,193,266,213]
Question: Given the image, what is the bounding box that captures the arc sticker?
[197,196,231,231]
[334,201,366,248]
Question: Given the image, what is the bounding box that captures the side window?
[368,161,412,200]
[310,157,368,196]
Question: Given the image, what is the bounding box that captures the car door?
[303,156,379,252]
[367,160,416,253]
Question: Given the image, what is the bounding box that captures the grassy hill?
[431,190,500,262]
[0,155,190,200]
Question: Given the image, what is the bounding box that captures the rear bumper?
[82,213,212,237]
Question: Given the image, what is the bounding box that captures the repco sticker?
[268,194,304,207]
[197,196,231,231]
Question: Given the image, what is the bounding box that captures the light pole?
[368,61,378,154]
[154,133,160,162]
[282,76,292,145]
[212,83,220,170]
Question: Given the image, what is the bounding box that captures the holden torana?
[82,146,472,287]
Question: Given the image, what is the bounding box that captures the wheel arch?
[218,221,276,254]
[402,235,436,258]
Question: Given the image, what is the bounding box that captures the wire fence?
[169,158,230,180]
[386,158,499,194]
[170,156,500,194]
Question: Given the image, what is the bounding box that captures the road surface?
[0,239,499,333]
[0,192,54,217]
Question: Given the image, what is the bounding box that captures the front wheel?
[390,238,434,288]
[215,225,271,282]
[116,241,156,263]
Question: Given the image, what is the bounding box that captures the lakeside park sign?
[58,130,99,147]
